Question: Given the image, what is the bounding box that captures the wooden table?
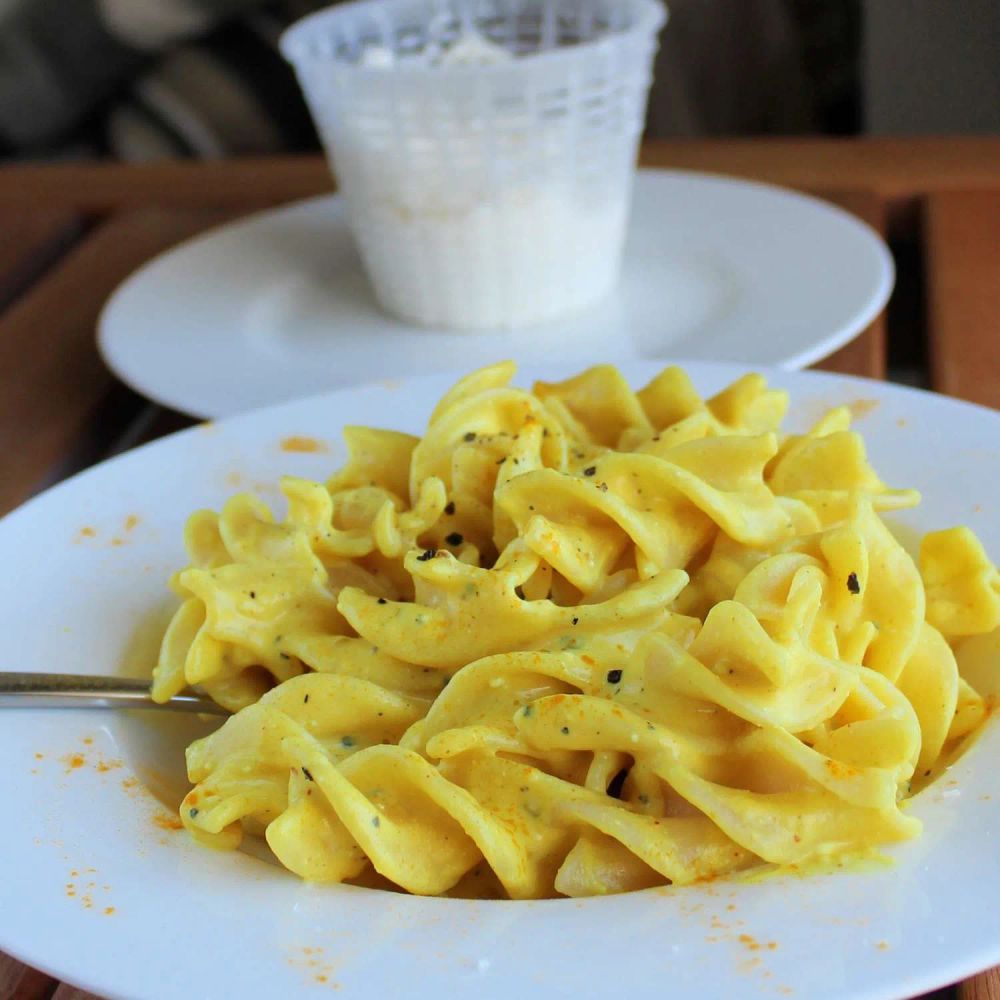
[1,136,998,1000]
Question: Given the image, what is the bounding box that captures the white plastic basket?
[282,0,667,330]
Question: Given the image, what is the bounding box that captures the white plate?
[1,361,998,1000]
[98,171,893,419]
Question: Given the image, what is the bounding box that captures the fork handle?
[0,672,228,715]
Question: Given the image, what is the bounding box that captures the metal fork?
[0,672,229,715]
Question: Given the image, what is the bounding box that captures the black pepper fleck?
[571,617,579,625]
[372,816,381,827]
[444,501,456,515]
[189,807,199,818]
[607,669,623,684]
[463,432,476,442]
[445,532,464,546]
[302,767,314,782]
[304,694,310,703]
[249,591,256,599]
[417,549,436,561]
[583,466,596,477]
[377,597,387,604]
[561,726,570,735]
[847,572,861,594]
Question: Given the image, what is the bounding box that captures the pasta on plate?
[151,363,1000,898]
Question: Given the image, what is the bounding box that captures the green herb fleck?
[372,816,381,827]
[189,807,199,818]
[341,736,355,748]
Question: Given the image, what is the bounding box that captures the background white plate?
[99,171,894,419]
[3,362,995,1000]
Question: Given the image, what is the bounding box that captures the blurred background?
[0,0,997,162]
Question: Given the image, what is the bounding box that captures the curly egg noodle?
[152,363,1000,898]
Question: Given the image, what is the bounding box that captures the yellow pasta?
[153,362,998,898]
